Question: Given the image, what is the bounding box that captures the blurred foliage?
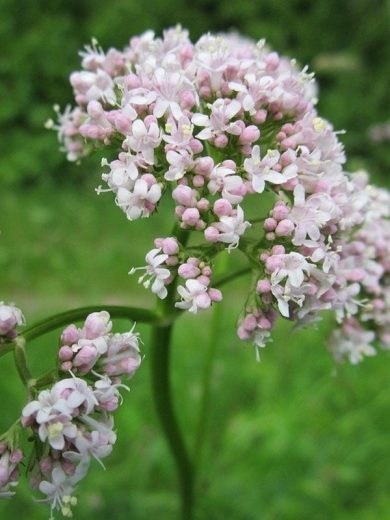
[0,0,389,187]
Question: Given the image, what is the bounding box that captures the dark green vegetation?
[1,1,390,518]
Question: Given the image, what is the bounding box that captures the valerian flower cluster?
[48,26,390,363]
[0,307,141,518]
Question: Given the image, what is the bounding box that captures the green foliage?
[1,0,389,186]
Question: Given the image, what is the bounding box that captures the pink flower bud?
[275,219,294,236]
[181,90,196,108]
[243,315,257,331]
[190,139,203,153]
[165,256,178,266]
[271,245,285,255]
[199,86,211,98]
[178,263,200,279]
[182,207,200,226]
[175,205,185,218]
[202,266,212,277]
[61,324,79,345]
[237,326,250,340]
[193,175,205,187]
[322,288,337,302]
[87,100,104,118]
[239,125,260,145]
[196,293,211,309]
[264,218,277,231]
[271,204,289,220]
[172,185,195,206]
[195,156,214,175]
[59,346,73,362]
[125,74,141,89]
[266,52,279,70]
[62,459,76,476]
[161,237,179,255]
[258,317,272,330]
[10,450,23,465]
[114,114,132,134]
[252,109,267,124]
[61,361,73,371]
[82,311,111,339]
[281,138,296,149]
[204,226,219,242]
[197,198,209,211]
[256,279,271,293]
[222,159,236,171]
[214,135,228,148]
[196,275,210,286]
[265,255,283,272]
[144,115,157,127]
[141,173,157,187]
[209,288,222,302]
[195,220,206,230]
[154,238,164,248]
[73,345,98,370]
[213,198,232,217]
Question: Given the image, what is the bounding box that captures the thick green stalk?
[150,321,194,520]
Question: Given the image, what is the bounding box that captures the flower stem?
[150,321,194,520]
[214,266,251,288]
[13,336,32,387]
[192,296,222,475]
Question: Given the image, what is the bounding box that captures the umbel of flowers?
[0,306,141,518]
[49,26,390,363]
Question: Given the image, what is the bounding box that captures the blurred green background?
[1,1,390,518]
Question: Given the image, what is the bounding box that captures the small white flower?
[271,252,311,288]
[175,279,211,313]
[116,179,161,220]
[244,146,297,194]
[215,205,251,252]
[129,248,170,299]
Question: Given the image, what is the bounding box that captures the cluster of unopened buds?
[0,306,141,517]
[47,26,390,364]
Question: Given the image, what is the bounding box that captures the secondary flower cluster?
[0,303,25,340]
[58,310,141,376]
[0,311,141,518]
[0,442,23,498]
[51,27,390,363]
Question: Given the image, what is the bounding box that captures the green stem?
[13,336,32,387]
[214,266,251,288]
[23,305,159,341]
[150,322,194,520]
[192,297,222,475]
